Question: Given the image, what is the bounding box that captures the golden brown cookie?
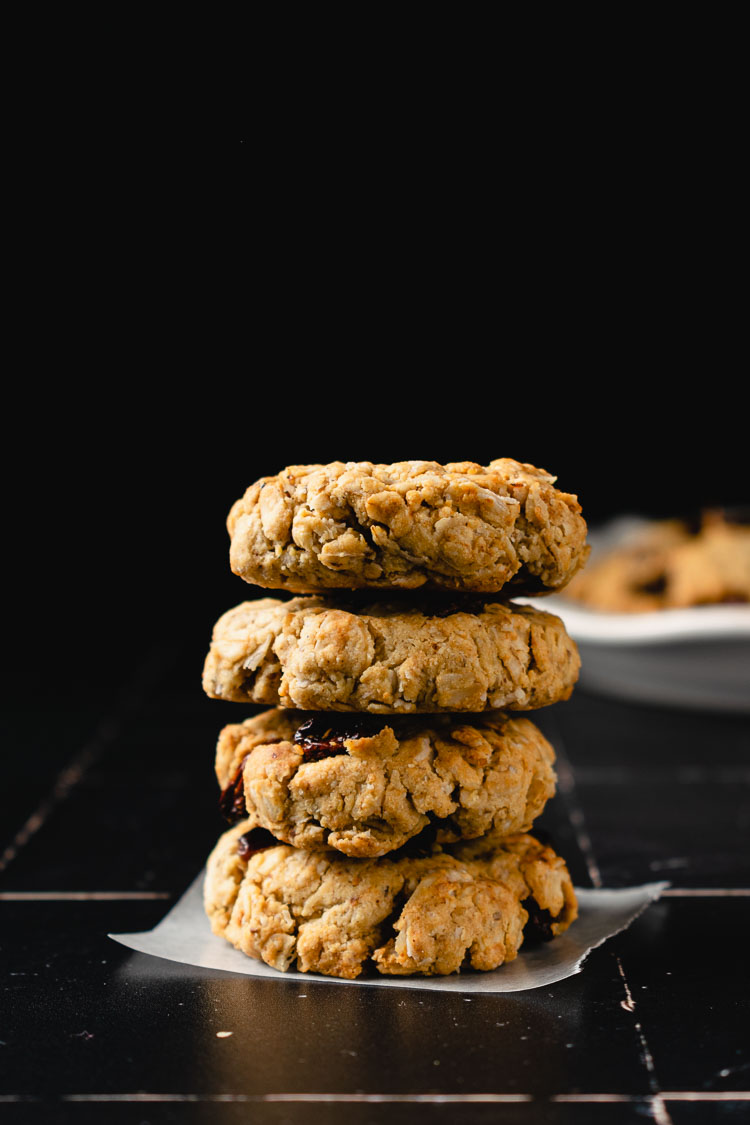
[227,459,588,596]
[204,820,578,979]
[202,595,580,713]
[215,708,557,857]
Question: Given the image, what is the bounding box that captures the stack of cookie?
[201,459,589,980]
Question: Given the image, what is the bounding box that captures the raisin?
[521,897,559,944]
[293,713,387,762]
[236,827,278,860]
[219,757,248,823]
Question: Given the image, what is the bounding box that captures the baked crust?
[202,595,580,713]
[215,708,557,857]
[227,459,588,595]
[204,821,578,978]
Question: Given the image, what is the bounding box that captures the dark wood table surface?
[2,639,748,1124]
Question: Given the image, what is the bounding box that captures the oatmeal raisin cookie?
[227,459,588,595]
[216,708,557,857]
[202,595,580,713]
[204,820,578,978]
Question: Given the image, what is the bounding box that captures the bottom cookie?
[204,821,578,979]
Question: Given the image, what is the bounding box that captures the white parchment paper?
[109,873,667,993]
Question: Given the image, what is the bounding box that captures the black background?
[8,138,747,706]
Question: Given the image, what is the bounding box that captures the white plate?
[524,518,750,712]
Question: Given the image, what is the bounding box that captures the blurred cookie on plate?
[564,510,750,613]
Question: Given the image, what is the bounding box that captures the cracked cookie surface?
[202,595,580,713]
[216,708,557,857]
[227,459,588,596]
[204,821,578,978]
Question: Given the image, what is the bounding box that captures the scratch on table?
[716,1062,750,1079]
[616,956,673,1125]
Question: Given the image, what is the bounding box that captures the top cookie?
[227,459,588,595]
